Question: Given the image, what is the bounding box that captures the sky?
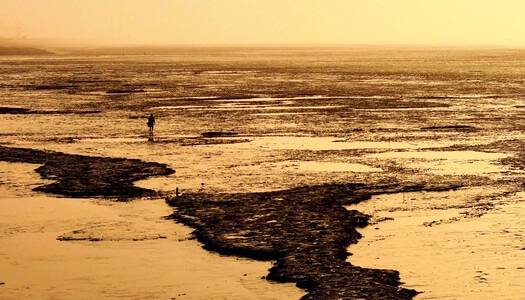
[1,0,525,46]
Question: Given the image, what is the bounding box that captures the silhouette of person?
[147,113,155,138]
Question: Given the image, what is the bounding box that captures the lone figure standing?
[147,113,155,139]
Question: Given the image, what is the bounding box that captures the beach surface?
[1,47,525,299]
[0,161,305,300]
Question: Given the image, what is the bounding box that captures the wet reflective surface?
[347,189,525,299]
[0,162,305,300]
[2,47,525,298]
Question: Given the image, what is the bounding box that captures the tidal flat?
[1,46,525,299]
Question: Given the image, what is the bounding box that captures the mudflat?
[2,47,525,299]
[0,144,458,299]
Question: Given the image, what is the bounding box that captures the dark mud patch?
[166,182,460,299]
[421,125,476,131]
[0,107,31,114]
[31,84,80,90]
[106,88,146,94]
[0,145,174,199]
[201,131,238,138]
[0,107,101,115]
[147,136,250,146]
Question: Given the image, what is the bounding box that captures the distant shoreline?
[1,41,523,57]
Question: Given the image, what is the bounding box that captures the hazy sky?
[1,0,525,46]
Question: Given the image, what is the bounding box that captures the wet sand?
[2,129,525,299]
[0,161,305,300]
[0,145,433,299]
[2,128,525,299]
[165,183,459,299]
[3,47,525,299]
[347,189,525,299]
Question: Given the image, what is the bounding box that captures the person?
[147,113,155,137]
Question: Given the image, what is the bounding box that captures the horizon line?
[2,38,525,49]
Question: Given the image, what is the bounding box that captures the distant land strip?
[0,46,54,56]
